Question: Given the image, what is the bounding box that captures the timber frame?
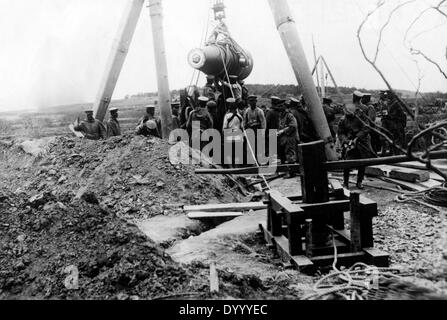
[260,141,389,273]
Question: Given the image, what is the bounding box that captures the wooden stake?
[209,262,219,294]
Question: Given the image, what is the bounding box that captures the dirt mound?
[0,191,207,300]
[0,135,243,299]
[0,134,241,220]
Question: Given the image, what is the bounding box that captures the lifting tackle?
[187,0,254,81]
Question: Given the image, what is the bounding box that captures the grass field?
[0,97,157,139]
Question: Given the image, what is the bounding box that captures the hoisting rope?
[217,32,271,190]
[396,186,447,211]
[302,233,405,300]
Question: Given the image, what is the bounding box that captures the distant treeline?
[125,84,446,103]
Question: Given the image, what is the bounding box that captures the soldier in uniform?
[73,109,107,140]
[360,93,381,153]
[238,79,249,109]
[244,95,266,131]
[106,108,121,138]
[186,97,214,150]
[222,98,244,166]
[220,75,242,101]
[203,75,217,101]
[277,103,300,170]
[381,91,407,155]
[171,102,181,130]
[338,94,375,190]
[243,95,266,164]
[289,97,317,143]
[206,100,220,131]
[136,106,162,138]
[265,96,283,159]
[322,97,337,139]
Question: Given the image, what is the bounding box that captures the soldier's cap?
[171,101,180,107]
[226,98,236,104]
[323,97,333,105]
[198,96,209,104]
[206,75,215,80]
[271,96,286,106]
[229,75,238,80]
[84,110,94,114]
[289,97,300,106]
[109,108,118,113]
[353,91,365,98]
[247,95,258,100]
[207,101,217,108]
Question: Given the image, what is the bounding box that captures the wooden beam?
[184,202,267,213]
[260,223,314,272]
[93,0,145,121]
[209,262,219,293]
[187,211,243,220]
[195,165,297,175]
[149,0,174,138]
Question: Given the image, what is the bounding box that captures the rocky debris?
[0,192,206,300]
[0,134,241,220]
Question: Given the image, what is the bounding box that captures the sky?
[0,0,445,112]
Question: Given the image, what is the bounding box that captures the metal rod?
[267,0,338,161]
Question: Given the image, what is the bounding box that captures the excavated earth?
[0,134,309,300]
[0,134,446,300]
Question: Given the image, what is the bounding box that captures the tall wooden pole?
[267,0,338,160]
[312,36,321,98]
[320,58,326,98]
[321,57,344,103]
[93,0,145,121]
[148,0,173,139]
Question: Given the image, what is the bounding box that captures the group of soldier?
[73,75,408,189]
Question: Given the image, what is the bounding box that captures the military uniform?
[136,106,162,138]
[382,99,407,154]
[323,98,337,139]
[222,98,244,166]
[338,101,375,189]
[278,108,299,164]
[74,111,107,140]
[106,108,121,138]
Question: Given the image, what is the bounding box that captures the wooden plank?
[420,179,443,189]
[381,177,427,192]
[329,179,345,199]
[260,224,314,271]
[209,262,219,293]
[350,192,362,253]
[363,248,389,268]
[365,165,390,178]
[184,202,267,213]
[187,211,243,220]
[310,252,366,267]
[392,164,444,182]
[297,199,350,213]
[389,168,430,183]
[268,190,303,214]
